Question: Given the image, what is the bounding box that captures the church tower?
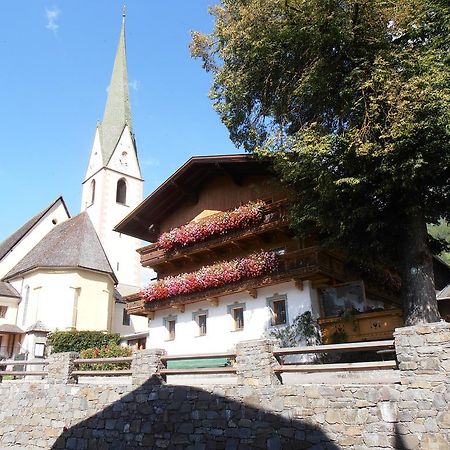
[81,12,143,289]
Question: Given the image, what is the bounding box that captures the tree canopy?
[192,0,450,324]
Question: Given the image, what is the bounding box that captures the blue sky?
[0,1,238,242]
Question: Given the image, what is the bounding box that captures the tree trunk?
[400,211,441,325]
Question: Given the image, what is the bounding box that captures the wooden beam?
[293,278,304,291]
[147,311,155,320]
[172,304,185,313]
[247,289,257,299]
[207,297,219,307]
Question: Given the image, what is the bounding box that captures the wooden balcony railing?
[126,246,347,316]
[138,201,290,269]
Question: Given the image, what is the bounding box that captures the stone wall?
[0,322,448,449]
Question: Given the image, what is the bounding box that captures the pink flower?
[140,251,279,302]
[157,201,265,251]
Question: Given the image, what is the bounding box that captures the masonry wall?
[0,323,448,450]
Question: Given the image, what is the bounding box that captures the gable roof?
[0,281,20,298]
[114,154,272,242]
[0,197,69,263]
[4,212,117,283]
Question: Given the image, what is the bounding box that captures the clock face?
[120,151,128,167]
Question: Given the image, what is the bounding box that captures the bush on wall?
[47,331,121,353]
[79,343,132,371]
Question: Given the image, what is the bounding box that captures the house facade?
[116,155,403,354]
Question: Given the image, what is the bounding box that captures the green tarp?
[166,358,230,369]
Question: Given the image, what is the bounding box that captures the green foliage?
[192,0,450,323]
[47,331,121,353]
[79,343,132,371]
[269,311,321,348]
[429,220,450,264]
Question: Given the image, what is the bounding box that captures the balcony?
[126,246,349,316]
[318,309,404,344]
[138,201,291,273]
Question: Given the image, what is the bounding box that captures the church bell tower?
[81,11,143,289]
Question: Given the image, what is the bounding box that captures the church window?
[0,306,7,318]
[116,178,127,205]
[90,179,96,205]
[122,308,131,326]
[22,286,30,326]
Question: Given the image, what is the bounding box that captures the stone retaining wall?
[0,323,448,449]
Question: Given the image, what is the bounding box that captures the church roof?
[0,197,68,263]
[0,281,20,298]
[4,212,117,283]
[99,17,133,166]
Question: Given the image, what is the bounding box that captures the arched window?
[116,178,127,205]
[90,179,96,205]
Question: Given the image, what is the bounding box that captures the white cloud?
[46,8,61,34]
[129,80,140,92]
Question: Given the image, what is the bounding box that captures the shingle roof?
[26,321,51,333]
[4,212,117,282]
[0,281,20,298]
[0,197,67,263]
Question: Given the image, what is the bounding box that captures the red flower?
[141,251,279,302]
[158,201,265,251]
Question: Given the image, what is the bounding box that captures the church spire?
[99,12,133,165]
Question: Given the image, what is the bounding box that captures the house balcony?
[137,200,292,275]
[126,246,350,317]
[318,309,404,344]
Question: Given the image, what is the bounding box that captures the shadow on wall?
[51,376,340,450]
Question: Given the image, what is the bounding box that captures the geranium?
[158,201,265,251]
[140,251,279,302]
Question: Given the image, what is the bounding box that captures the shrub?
[79,343,132,371]
[47,331,121,353]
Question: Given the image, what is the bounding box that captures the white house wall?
[0,201,69,278]
[147,281,320,354]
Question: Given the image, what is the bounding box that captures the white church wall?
[9,269,115,334]
[81,128,143,289]
[147,281,319,355]
[0,297,19,327]
[0,201,69,278]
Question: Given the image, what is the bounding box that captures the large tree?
[191,0,450,324]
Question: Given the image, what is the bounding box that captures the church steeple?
[81,11,144,289]
[99,13,133,166]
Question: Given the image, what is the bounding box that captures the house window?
[90,179,96,205]
[122,308,131,326]
[193,310,208,336]
[267,293,288,326]
[227,303,246,331]
[116,178,127,205]
[164,316,177,341]
[0,306,7,318]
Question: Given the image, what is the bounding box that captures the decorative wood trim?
[246,289,257,299]
[172,304,185,313]
[207,297,219,307]
[293,278,304,290]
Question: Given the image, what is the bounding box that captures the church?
[0,14,148,360]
